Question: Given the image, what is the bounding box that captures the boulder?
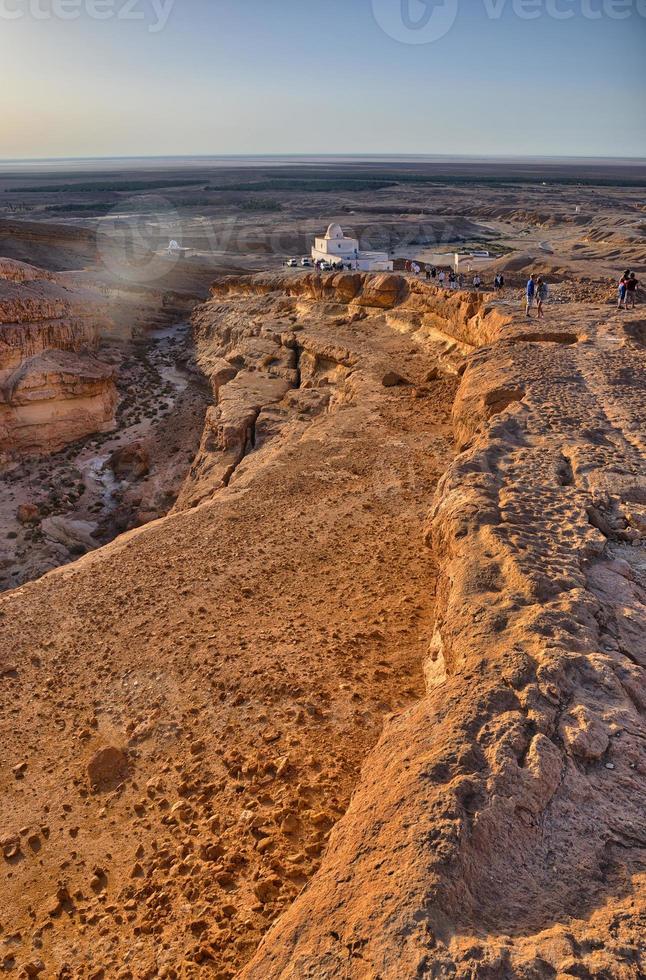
[87,746,129,792]
[109,442,150,481]
[16,503,40,525]
[41,516,98,553]
[381,371,409,388]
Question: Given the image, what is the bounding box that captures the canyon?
[0,255,214,590]
[0,161,644,978]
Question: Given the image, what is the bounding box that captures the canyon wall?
[0,259,117,454]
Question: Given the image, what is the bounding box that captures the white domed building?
[311,223,393,272]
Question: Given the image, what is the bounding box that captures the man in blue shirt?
[526,274,536,317]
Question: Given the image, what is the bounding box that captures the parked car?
[301,257,312,267]
[286,258,298,268]
[320,261,333,271]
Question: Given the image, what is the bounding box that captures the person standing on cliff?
[536,277,549,318]
[526,274,536,316]
[617,273,628,310]
[626,272,639,309]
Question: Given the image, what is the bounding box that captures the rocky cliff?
[243,279,646,979]
[0,273,643,979]
[0,259,117,454]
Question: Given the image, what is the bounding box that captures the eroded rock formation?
[0,259,117,454]
[244,282,646,980]
[0,273,643,978]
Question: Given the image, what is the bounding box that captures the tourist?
[526,274,536,316]
[473,274,482,289]
[626,272,639,308]
[536,277,549,318]
[499,273,505,289]
[438,270,445,286]
[431,267,437,279]
[425,267,431,281]
[617,273,628,310]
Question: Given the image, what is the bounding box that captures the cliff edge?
[0,274,643,978]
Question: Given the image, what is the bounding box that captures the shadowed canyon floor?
[1,272,644,979]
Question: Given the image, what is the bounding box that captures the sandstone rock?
[16,503,40,525]
[331,273,362,302]
[87,746,129,792]
[0,351,117,455]
[357,273,403,309]
[1,834,20,860]
[21,959,44,977]
[41,516,98,554]
[1,267,644,978]
[109,442,150,481]
[253,880,278,904]
[381,370,408,388]
[560,706,609,761]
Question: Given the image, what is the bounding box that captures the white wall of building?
[311,224,393,272]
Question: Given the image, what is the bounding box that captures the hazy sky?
[1,0,645,159]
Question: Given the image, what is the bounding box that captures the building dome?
[325,223,344,240]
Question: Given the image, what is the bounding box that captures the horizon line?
[1,153,646,165]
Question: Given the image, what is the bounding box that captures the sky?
[1,0,645,160]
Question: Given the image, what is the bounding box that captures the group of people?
[404,261,506,293]
[525,274,549,319]
[617,270,639,310]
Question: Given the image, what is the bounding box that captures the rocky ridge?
[243,278,646,979]
[0,273,644,978]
